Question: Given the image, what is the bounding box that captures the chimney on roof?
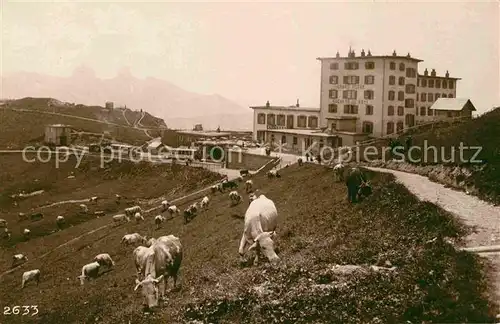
[361,49,366,57]
[431,69,436,77]
[336,51,340,58]
[445,70,449,78]
[266,100,270,107]
[348,46,351,57]
[392,50,397,56]
[407,52,411,57]
[367,50,372,56]
[296,99,299,107]
[424,68,428,76]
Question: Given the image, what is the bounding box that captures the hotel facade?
[251,49,471,152]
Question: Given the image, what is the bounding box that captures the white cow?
[333,163,346,182]
[121,233,147,246]
[245,180,253,193]
[210,185,218,194]
[112,214,130,224]
[161,200,170,212]
[12,254,28,267]
[0,218,7,228]
[267,169,280,178]
[18,212,28,221]
[56,215,65,229]
[238,194,279,266]
[155,215,166,229]
[133,235,183,309]
[79,204,88,213]
[77,262,100,285]
[167,205,180,218]
[125,206,142,217]
[94,253,115,269]
[21,269,40,288]
[134,212,144,223]
[133,246,151,280]
[89,196,98,203]
[23,228,30,238]
[200,196,209,209]
[2,228,11,240]
[229,191,242,205]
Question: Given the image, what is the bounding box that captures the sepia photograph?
[0,0,499,323]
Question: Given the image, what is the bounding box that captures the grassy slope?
[0,164,496,323]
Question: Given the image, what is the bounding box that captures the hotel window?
[436,79,441,88]
[329,89,338,99]
[405,84,416,94]
[420,107,426,116]
[267,114,276,125]
[427,108,433,116]
[448,93,453,98]
[435,93,441,99]
[421,79,427,87]
[362,121,374,134]
[343,75,360,84]
[389,75,395,85]
[447,111,453,118]
[399,63,405,71]
[388,91,395,101]
[390,62,396,70]
[428,79,435,87]
[442,80,448,89]
[398,91,404,101]
[388,105,395,116]
[257,113,266,124]
[328,104,338,113]
[365,105,374,115]
[442,93,447,98]
[330,62,339,70]
[281,135,287,144]
[398,77,405,86]
[364,75,375,84]
[387,121,394,134]
[365,61,375,69]
[397,106,404,116]
[308,116,318,128]
[396,121,404,133]
[421,93,427,102]
[405,98,415,108]
[364,90,374,100]
[293,136,298,145]
[428,93,434,101]
[277,114,286,126]
[417,79,420,86]
[343,105,358,114]
[297,116,307,127]
[343,90,357,99]
[329,75,338,84]
[344,62,359,70]
[406,68,416,78]
[449,80,454,89]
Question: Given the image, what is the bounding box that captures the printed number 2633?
[3,306,38,316]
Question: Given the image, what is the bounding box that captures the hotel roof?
[316,55,423,63]
[249,106,320,112]
[417,73,461,80]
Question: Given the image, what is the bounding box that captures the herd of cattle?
[0,162,372,311]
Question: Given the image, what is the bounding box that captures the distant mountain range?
[0,66,253,130]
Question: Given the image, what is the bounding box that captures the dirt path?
[366,167,500,306]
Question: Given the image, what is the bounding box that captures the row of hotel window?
[328,89,454,102]
[327,104,435,116]
[330,61,417,76]
[359,121,404,134]
[256,114,319,128]
[329,75,454,89]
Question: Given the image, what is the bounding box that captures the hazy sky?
[1,0,499,113]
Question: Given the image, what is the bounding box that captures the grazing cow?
[0,218,7,228]
[18,212,28,221]
[345,167,372,203]
[23,228,30,238]
[219,180,238,192]
[125,206,142,217]
[167,205,180,218]
[240,169,249,177]
[210,185,218,194]
[89,196,98,203]
[2,228,11,240]
[333,163,346,182]
[183,204,198,224]
[112,214,130,224]
[200,196,209,209]
[133,235,183,309]
[133,246,151,280]
[121,233,147,246]
[239,194,279,266]
[155,215,166,229]
[30,213,44,221]
[12,254,28,267]
[267,170,281,178]
[229,191,242,206]
[94,253,114,269]
[161,200,170,212]
[134,212,144,223]
[115,194,122,200]
[21,269,40,288]
[79,204,88,213]
[77,262,100,285]
[245,180,253,193]
[56,215,65,230]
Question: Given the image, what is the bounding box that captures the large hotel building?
[251,49,475,151]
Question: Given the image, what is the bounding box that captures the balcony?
[267,125,287,130]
